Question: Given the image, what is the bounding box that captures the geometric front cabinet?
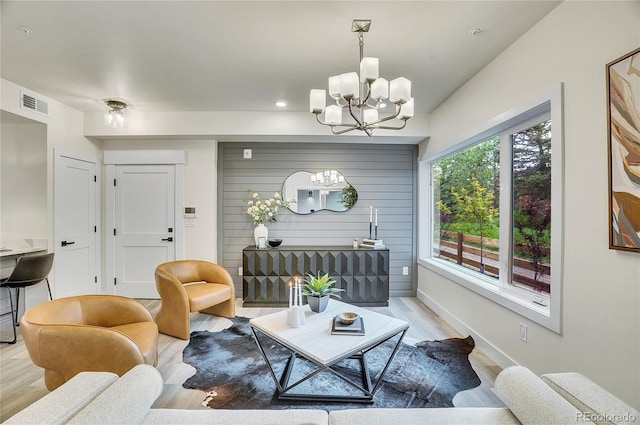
[242,245,389,307]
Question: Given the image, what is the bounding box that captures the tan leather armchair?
[20,295,158,391]
[155,260,235,339]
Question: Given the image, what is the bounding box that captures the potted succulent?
[300,272,344,313]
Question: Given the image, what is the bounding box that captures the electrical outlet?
[402,266,409,276]
[519,323,528,342]
[238,267,243,276]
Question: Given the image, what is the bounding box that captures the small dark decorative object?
[268,239,282,247]
[337,312,359,325]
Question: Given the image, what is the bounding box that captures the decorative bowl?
[268,239,282,247]
[337,312,359,325]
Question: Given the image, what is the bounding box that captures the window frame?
[418,83,563,333]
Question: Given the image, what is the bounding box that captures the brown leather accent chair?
[155,260,235,339]
[20,295,158,391]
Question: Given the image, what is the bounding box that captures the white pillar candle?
[298,281,302,306]
[370,205,373,223]
[289,283,293,308]
[375,208,378,226]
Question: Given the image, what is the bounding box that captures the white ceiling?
[1,1,560,116]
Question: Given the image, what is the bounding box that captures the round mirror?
[282,170,358,214]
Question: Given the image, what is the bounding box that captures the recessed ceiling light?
[469,28,482,39]
[275,100,287,108]
[18,26,33,36]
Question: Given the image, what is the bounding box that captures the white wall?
[101,139,218,262]
[1,78,101,307]
[0,119,47,240]
[419,1,640,408]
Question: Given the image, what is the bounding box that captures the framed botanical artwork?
[607,47,640,252]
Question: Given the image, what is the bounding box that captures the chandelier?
[104,100,128,128]
[309,19,414,137]
[310,170,345,186]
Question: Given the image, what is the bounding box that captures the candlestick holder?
[286,280,305,327]
[286,306,305,327]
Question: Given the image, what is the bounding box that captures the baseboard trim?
[416,288,518,370]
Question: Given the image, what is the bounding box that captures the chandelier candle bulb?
[370,78,389,101]
[329,76,341,99]
[398,98,415,120]
[360,57,379,82]
[340,72,359,99]
[364,108,378,124]
[325,105,342,125]
[310,89,326,113]
[389,77,411,104]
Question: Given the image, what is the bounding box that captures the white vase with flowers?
[244,190,292,247]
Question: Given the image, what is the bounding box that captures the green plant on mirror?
[300,272,344,298]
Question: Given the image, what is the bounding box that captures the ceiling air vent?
[20,91,49,116]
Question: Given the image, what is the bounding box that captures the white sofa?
[3,364,638,425]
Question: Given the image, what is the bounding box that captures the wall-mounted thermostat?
[184,207,197,218]
[243,149,252,159]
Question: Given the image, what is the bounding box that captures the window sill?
[418,257,560,333]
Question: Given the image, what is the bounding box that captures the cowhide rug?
[182,317,481,411]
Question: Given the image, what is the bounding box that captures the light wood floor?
[0,297,504,421]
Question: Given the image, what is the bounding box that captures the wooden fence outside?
[436,231,551,292]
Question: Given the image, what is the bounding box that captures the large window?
[421,85,563,332]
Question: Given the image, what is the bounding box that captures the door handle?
[61,240,75,247]
[161,237,173,242]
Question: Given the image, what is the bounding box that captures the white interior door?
[54,152,98,297]
[113,165,176,298]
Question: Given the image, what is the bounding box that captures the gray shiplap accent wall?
[218,142,417,298]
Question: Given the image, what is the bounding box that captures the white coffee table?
[249,299,409,403]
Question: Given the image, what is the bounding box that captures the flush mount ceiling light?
[104,100,127,128]
[309,19,414,137]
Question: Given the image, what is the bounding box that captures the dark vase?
[307,295,330,313]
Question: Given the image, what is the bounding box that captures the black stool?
[1,252,54,344]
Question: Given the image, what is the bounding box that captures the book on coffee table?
[331,316,365,335]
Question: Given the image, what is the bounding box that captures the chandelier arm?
[334,98,349,108]
[365,105,403,127]
[347,102,373,136]
[331,125,360,135]
[316,114,362,133]
[375,120,408,131]
[360,82,372,106]
[364,98,381,109]
[347,101,364,129]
